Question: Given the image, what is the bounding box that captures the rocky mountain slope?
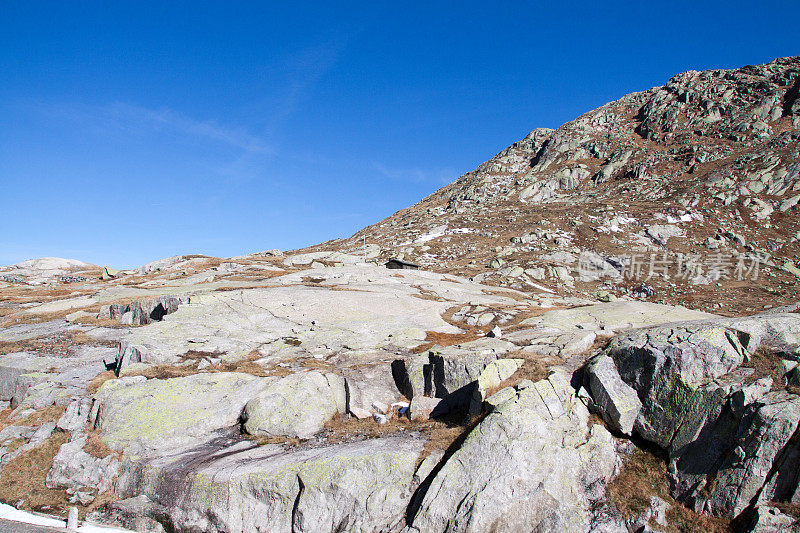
[0,56,800,533]
[314,55,800,316]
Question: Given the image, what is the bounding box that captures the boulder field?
[2,257,799,532]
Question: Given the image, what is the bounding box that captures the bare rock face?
[407,369,620,532]
[46,432,120,504]
[242,371,346,439]
[96,372,275,456]
[585,354,641,435]
[584,313,800,519]
[113,436,425,533]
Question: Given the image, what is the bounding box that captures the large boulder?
[672,390,800,517]
[408,369,620,532]
[585,313,800,519]
[605,321,753,447]
[114,436,425,533]
[585,354,641,435]
[96,372,274,456]
[242,371,346,439]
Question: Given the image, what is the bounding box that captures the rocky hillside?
[314,56,800,316]
[0,56,800,533]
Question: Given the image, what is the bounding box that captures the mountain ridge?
[301,55,800,315]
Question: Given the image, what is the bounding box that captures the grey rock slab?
[56,398,92,432]
[521,301,715,333]
[338,360,404,415]
[409,396,446,420]
[408,369,619,532]
[96,372,274,457]
[585,354,642,435]
[115,436,425,533]
[46,431,120,498]
[242,371,346,439]
[118,269,512,364]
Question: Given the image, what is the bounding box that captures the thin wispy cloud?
[249,33,351,130]
[34,99,275,156]
[106,103,275,155]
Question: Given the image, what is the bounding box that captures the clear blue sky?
[2,1,798,268]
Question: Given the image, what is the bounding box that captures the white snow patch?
[0,503,133,531]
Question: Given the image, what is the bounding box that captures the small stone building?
[385,259,420,270]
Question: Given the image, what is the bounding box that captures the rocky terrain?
[1,56,799,533]
[312,56,800,317]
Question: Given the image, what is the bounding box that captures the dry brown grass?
[768,501,800,519]
[584,334,614,355]
[741,346,792,391]
[606,448,731,533]
[115,350,275,381]
[410,284,451,302]
[70,314,131,328]
[410,304,495,354]
[0,329,116,356]
[0,431,70,514]
[244,434,303,447]
[320,413,472,459]
[83,429,115,459]
[1,309,75,327]
[216,270,286,283]
[21,405,66,426]
[483,357,549,398]
[87,371,116,394]
[479,287,529,302]
[0,405,68,431]
[122,364,202,380]
[411,329,489,354]
[0,426,119,519]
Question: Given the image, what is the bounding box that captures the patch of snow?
[0,503,133,532]
[597,215,637,233]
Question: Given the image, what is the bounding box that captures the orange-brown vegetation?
[606,448,730,533]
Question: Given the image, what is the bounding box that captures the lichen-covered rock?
[585,354,641,435]
[468,358,524,416]
[46,431,120,502]
[606,322,752,447]
[242,371,346,439]
[588,313,800,519]
[673,391,800,517]
[408,369,620,532]
[96,372,274,456]
[114,436,425,533]
[394,338,516,412]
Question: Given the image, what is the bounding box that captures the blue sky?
[2,2,798,268]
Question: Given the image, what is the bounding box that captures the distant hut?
[385,259,420,270]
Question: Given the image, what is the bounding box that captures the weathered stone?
[743,505,799,532]
[409,396,445,421]
[409,369,619,532]
[46,432,120,501]
[585,354,642,435]
[469,358,524,416]
[115,436,424,533]
[605,322,752,447]
[242,371,346,439]
[96,372,273,456]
